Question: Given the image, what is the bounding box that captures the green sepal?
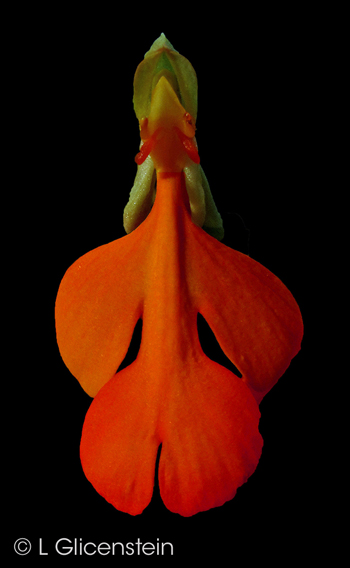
[123,156,156,234]
[184,164,224,241]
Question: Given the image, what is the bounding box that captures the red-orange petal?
[80,351,262,517]
[184,221,303,402]
[80,359,161,515]
[55,222,152,397]
[158,357,263,516]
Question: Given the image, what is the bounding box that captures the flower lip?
[56,34,303,518]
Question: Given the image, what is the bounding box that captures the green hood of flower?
[133,33,198,121]
[124,34,224,242]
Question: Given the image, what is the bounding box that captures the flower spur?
[55,35,303,516]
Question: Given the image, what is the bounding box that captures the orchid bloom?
[55,34,303,517]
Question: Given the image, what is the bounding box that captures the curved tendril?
[174,127,200,164]
[135,130,160,165]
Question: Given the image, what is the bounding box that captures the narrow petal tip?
[145,33,177,58]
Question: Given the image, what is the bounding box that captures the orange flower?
[55,35,303,516]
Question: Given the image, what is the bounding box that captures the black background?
[7,9,326,564]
